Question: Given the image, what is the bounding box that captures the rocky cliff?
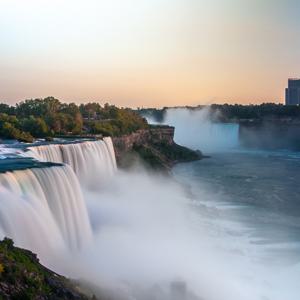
[112,125,202,171]
[112,126,174,159]
[0,238,94,300]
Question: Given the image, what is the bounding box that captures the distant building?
[286,78,300,105]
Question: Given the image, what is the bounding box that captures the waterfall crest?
[27,137,117,187]
[0,165,92,253]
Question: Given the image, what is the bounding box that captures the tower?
[286,78,300,105]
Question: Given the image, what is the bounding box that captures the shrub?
[0,263,4,274]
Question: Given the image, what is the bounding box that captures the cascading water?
[0,137,117,255]
[27,137,117,188]
[0,137,119,276]
[0,165,92,255]
[147,108,240,153]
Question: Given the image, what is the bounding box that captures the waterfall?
[0,138,118,258]
[27,137,117,188]
[0,165,92,254]
[163,108,240,152]
[144,108,240,153]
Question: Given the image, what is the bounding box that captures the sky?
[0,0,300,108]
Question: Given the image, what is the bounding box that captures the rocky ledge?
[112,125,203,171]
[0,238,94,300]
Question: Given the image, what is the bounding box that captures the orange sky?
[0,0,299,108]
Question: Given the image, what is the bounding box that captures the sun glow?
[1,0,300,106]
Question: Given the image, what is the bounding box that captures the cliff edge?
[112,125,202,171]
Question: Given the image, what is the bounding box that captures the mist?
[1,161,299,299]
[45,165,299,300]
[55,170,257,300]
[150,108,240,153]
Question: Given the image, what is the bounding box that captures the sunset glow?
[1,0,300,107]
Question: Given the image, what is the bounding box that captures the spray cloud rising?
[0,131,299,299]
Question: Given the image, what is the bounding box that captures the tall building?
[286,78,300,105]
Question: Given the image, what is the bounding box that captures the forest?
[0,97,148,142]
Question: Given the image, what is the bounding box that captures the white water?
[0,138,117,254]
[0,136,299,299]
[27,137,117,188]
[0,165,92,257]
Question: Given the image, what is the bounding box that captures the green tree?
[21,116,49,138]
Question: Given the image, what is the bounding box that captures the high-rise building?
[285,78,300,105]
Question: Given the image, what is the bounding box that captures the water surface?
[173,150,300,267]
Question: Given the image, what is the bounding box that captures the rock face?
[0,238,92,300]
[112,125,202,171]
[112,125,174,160]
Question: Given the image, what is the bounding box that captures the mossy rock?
[0,238,93,300]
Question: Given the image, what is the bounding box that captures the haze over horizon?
[1,0,300,108]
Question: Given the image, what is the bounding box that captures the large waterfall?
[0,137,117,259]
[0,166,92,254]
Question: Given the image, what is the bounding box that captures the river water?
[174,150,300,263]
[163,108,300,299]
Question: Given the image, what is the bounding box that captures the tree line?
[209,103,300,121]
[0,97,148,142]
[137,103,300,123]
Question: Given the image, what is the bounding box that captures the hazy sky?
[1,0,300,107]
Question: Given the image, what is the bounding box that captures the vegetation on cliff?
[0,238,93,300]
[0,97,148,142]
[82,103,148,137]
